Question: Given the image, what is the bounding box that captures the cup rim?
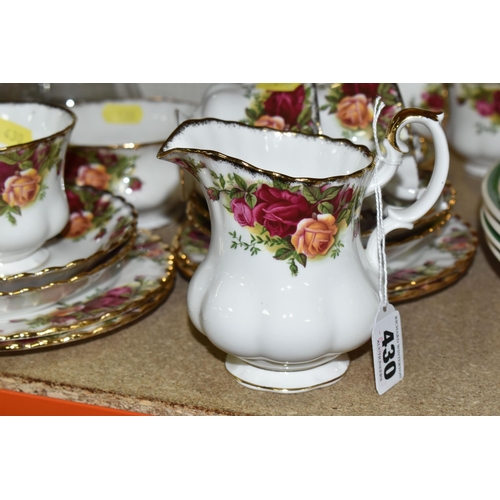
[0,101,77,151]
[68,96,197,151]
[158,117,376,186]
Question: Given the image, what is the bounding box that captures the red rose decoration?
[65,150,89,183]
[82,287,133,312]
[341,83,379,99]
[252,184,313,238]
[425,93,445,112]
[263,85,306,128]
[66,188,85,213]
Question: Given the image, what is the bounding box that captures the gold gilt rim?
[227,366,347,393]
[389,253,473,295]
[0,232,176,341]
[68,97,197,151]
[158,118,376,187]
[0,226,137,297]
[0,191,138,285]
[0,287,171,352]
[0,101,77,152]
[389,264,471,304]
[387,216,478,293]
[386,108,442,153]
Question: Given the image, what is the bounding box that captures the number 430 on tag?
[371,303,404,395]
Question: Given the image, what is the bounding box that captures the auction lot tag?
[0,118,33,146]
[102,104,143,124]
[256,83,301,92]
[371,303,404,395]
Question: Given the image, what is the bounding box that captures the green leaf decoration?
[319,186,341,201]
[0,154,19,165]
[247,183,258,194]
[230,188,245,199]
[302,185,322,204]
[337,208,350,224]
[296,253,307,268]
[19,160,33,170]
[233,173,247,190]
[245,193,257,209]
[274,247,295,261]
[318,201,334,214]
[245,107,258,121]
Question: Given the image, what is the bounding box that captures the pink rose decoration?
[231,197,257,227]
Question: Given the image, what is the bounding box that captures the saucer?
[0,231,135,318]
[387,216,478,302]
[0,286,170,352]
[0,230,175,348]
[0,185,137,293]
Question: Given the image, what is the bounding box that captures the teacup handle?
[365,108,450,270]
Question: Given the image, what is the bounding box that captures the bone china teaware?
[158,111,449,392]
[0,102,76,276]
[65,98,195,229]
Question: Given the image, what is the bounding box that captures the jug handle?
[365,108,450,271]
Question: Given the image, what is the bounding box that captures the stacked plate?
[0,185,176,352]
[480,162,500,261]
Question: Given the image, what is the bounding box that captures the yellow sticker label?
[256,83,301,92]
[102,104,144,124]
[0,118,33,146]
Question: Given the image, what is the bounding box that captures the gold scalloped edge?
[0,231,176,341]
[158,118,377,186]
[0,284,173,352]
[0,190,138,286]
[0,228,137,297]
[389,265,470,303]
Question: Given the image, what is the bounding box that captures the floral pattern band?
[172,155,364,277]
[0,137,65,225]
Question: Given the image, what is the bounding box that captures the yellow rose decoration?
[2,168,42,208]
[337,94,374,130]
[76,164,112,190]
[291,214,338,258]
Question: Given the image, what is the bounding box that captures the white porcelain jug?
[158,110,449,393]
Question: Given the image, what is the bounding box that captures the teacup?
[65,98,196,229]
[0,102,76,276]
[446,83,500,177]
